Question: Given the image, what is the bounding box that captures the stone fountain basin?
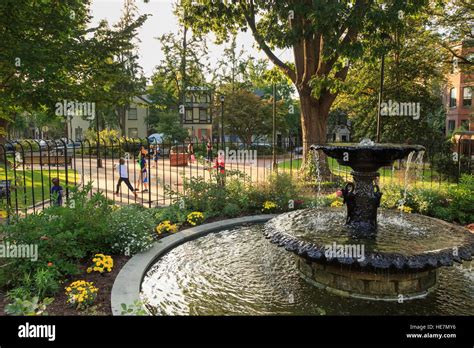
[312,144,425,172]
[264,208,474,271]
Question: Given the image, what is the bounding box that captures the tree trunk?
[298,89,332,179]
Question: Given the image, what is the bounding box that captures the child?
[115,158,138,198]
[135,149,149,193]
[152,144,160,167]
[50,178,63,206]
[213,153,225,186]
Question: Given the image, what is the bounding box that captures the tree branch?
[240,0,296,83]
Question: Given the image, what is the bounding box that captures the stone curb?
[111,214,276,315]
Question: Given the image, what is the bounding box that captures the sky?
[89,0,293,79]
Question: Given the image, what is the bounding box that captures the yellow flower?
[187,212,204,226]
[330,200,343,208]
[262,201,277,211]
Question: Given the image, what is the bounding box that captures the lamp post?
[96,111,102,168]
[376,32,391,143]
[272,83,277,170]
[220,95,225,148]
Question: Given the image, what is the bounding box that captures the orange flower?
[47,262,53,267]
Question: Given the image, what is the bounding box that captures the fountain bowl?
[311,143,425,172]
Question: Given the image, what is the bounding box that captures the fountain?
[137,140,474,314]
[263,140,474,300]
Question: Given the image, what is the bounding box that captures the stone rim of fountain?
[263,209,474,270]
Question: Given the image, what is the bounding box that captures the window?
[199,109,207,122]
[193,108,200,122]
[448,120,456,132]
[463,87,472,107]
[128,107,138,120]
[461,119,469,130]
[185,109,193,122]
[449,88,457,107]
[128,128,138,138]
[200,94,208,103]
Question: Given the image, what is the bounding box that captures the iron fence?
[0,137,471,218]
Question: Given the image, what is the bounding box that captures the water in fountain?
[359,138,376,146]
[398,150,416,221]
[414,150,425,186]
[311,148,323,220]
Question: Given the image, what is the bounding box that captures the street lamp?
[376,32,391,143]
[220,95,225,147]
[272,83,277,170]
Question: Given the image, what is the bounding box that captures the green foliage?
[0,184,113,295]
[109,205,155,255]
[120,300,148,316]
[5,296,54,316]
[166,170,304,218]
[222,203,242,218]
[153,204,190,226]
[380,176,474,225]
[445,175,474,225]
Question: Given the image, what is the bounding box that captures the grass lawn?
[0,167,78,210]
[278,158,456,190]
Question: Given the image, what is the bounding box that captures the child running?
[115,158,138,198]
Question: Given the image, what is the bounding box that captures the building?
[182,86,213,141]
[69,95,151,140]
[444,40,473,135]
[327,124,351,142]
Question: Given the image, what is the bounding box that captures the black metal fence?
[0,137,472,217]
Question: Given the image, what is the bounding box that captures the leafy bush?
[5,296,54,316]
[153,204,189,225]
[109,205,155,255]
[444,175,474,224]
[222,203,242,217]
[0,184,113,294]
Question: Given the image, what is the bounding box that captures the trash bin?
[170,145,188,166]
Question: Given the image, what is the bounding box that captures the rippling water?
[141,224,474,315]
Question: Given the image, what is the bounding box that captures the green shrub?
[1,184,113,294]
[109,205,155,255]
[153,204,189,225]
[443,175,474,224]
[223,203,242,217]
[5,296,54,316]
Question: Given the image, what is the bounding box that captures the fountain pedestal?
[342,171,382,238]
[297,257,438,300]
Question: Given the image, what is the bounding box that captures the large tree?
[334,12,450,162]
[179,0,427,172]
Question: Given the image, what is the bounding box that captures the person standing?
[188,141,195,164]
[152,144,160,168]
[213,153,225,186]
[135,147,149,193]
[206,139,213,162]
[50,178,63,206]
[115,158,137,198]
